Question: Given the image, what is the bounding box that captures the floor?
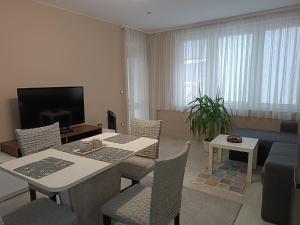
[0,135,274,225]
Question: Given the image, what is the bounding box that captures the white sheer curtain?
[124,28,150,121]
[150,9,300,120]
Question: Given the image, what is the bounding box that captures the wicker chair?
[102,142,190,225]
[15,122,62,201]
[119,118,162,185]
[0,198,77,225]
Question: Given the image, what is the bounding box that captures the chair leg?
[49,194,57,202]
[29,189,37,201]
[103,215,112,225]
[132,180,140,185]
[174,213,180,225]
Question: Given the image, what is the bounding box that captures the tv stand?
[60,128,74,134]
[0,124,102,157]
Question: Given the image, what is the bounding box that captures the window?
[183,40,207,105]
[261,26,300,108]
[151,11,300,119]
[180,23,300,117]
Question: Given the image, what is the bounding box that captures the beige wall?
[158,110,300,139]
[0,0,127,142]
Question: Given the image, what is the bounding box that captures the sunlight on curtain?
[124,28,150,121]
[150,10,300,120]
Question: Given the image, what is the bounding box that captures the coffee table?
[208,134,258,183]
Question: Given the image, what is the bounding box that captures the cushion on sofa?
[231,128,299,144]
[262,143,297,182]
[269,143,298,158]
[230,128,299,165]
[280,121,299,134]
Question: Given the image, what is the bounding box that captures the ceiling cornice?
[152,4,300,33]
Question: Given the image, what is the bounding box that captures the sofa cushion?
[231,128,299,144]
[268,142,298,158]
[262,143,298,181]
[230,128,299,165]
[280,121,298,134]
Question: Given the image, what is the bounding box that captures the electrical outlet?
[121,122,126,127]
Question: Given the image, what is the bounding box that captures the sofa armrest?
[280,121,298,134]
[296,160,300,190]
[262,161,295,225]
[290,187,300,225]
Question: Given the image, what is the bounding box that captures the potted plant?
[185,94,232,152]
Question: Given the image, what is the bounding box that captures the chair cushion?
[2,198,77,225]
[102,184,151,225]
[119,156,155,181]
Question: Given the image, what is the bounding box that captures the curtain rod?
[153,4,300,34]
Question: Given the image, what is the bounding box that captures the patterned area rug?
[197,160,249,194]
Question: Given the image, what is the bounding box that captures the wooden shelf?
[1,140,20,158]
[0,124,102,158]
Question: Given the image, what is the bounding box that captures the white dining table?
[0,132,158,225]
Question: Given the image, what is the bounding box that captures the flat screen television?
[17,86,85,130]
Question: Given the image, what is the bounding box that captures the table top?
[210,134,258,153]
[0,133,157,192]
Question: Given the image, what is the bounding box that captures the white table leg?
[208,144,214,175]
[217,148,223,163]
[247,151,254,183]
[253,145,258,170]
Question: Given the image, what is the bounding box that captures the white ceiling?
[34,0,300,32]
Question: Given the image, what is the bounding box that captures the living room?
[0,0,299,225]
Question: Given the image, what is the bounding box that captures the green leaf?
[184,93,232,140]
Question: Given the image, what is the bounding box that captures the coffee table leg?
[217,148,223,163]
[247,151,254,183]
[253,145,258,170]
[208,144,214,175]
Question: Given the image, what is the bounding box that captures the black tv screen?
[17,86,85,129]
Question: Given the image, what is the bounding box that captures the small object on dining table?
[227,135,243,143]
[74,141,107,155]
[91,139,103,149]
[79,141,93,153]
